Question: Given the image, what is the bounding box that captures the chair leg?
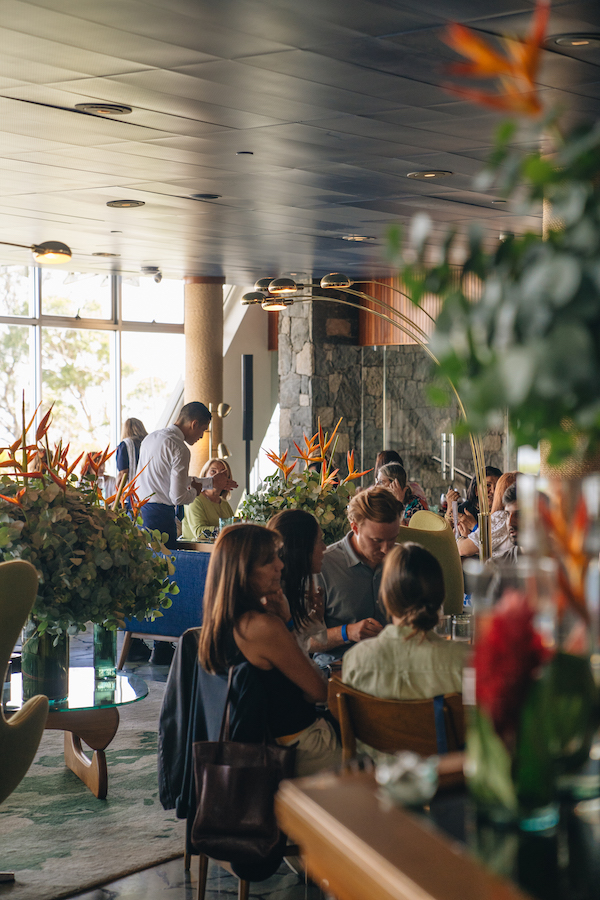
[196,853,209,900]
[238,878,250,900]
[117,632,132,670]
[184,851,191,871]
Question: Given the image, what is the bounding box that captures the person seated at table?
[498,483,519,564]
[267,509,328,653]
[342,542,469,700]
[198,523,341,777]
[445,465,502,528]
[314,487,401,668]
[376,463,427,525]
[457,472,517,559]
[374,450,428,509]
[181,458,235,540]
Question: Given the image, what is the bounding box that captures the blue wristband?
[286,618,294,631]
[341,624,349,643]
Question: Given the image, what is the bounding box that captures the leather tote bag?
[191,667,296,865]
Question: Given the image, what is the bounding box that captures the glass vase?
[93,624,117,680]
[21,619,68,704]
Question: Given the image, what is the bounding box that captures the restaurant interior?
[2,1,600,899]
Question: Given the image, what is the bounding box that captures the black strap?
[217,667,235,744]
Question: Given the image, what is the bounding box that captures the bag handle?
[217,666,235,744]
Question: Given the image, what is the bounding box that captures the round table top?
[4,668,148,713]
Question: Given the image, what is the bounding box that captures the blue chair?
[118,549,210,669]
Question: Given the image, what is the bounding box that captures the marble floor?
[62,631,324,900]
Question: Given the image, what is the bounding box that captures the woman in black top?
[198,524,340,776]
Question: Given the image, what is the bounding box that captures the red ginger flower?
[474,589,551,741]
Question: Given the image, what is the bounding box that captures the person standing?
[116,417,148,486]
[136,402,237,551]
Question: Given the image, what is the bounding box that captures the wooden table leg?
[45,706,120,799]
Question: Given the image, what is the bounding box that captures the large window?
[0,268,185,466]
[0,323,33,445]
[42,326,112,457]
[121,331,184,433]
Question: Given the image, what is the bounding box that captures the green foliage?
[393,120,600,464]
[0,477,177,637]
[238,470,356,545]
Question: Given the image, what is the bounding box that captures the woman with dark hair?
[376,462,427,525]
[267,509,327,651]
[198,524,340,776]
[374,450,403,482]
[342,542,469,699]
[374,450,429,509]
[458,471,518,559]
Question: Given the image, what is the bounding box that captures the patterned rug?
[0,678,185,900]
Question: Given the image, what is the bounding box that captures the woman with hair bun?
[341,542,469,699]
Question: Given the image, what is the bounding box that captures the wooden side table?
[5,668,147,800]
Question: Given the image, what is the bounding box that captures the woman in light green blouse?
[182,458,235,539]
[342,542,468,700]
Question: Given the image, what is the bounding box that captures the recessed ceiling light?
[407,170,453,180]
[106,200,145,208]
[236,151,254,156]
[190,193,222,200]
[342,235,377,242]
[551,34,600,48]
[491,199,507,204]
[92,251,121,257]
[75,103,133,115]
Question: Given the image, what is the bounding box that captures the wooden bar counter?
[276,770,529,900]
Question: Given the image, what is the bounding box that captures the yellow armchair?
[396,510,465,615]
[0,559,49,805]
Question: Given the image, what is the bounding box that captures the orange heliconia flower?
[443,0,550,116]
[341,450,373,485]
[293,432,325,466]
[539,491,588,622]
[265,448,297,481]
[320,461,339,489]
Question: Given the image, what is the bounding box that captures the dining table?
[276,768,600,900]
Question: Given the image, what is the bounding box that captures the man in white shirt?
[137,401,237,550]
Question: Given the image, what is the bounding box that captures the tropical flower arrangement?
[390,0,600,466]
[467,588,596,820]
[0,403,177,639]
[238,418,371,545]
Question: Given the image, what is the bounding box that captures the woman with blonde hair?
[182,457,235,539]
[342,542,469,699]
[116,417,148,484]
[198,524,340,776]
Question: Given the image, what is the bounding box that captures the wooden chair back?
[328,676,464,763]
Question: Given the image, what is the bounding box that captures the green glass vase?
[93,624,117,680]
[21,619,68,704]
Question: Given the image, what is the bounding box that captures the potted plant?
[238,418,371,545]
[0,405,177,700]
[390,0,600,468]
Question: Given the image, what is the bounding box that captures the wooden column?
[184,276,225,475]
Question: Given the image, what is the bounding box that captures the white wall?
[223,303,277,509]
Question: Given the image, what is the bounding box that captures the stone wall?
[278,298,506,507]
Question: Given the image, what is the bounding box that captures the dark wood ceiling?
[0,0,599,282]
